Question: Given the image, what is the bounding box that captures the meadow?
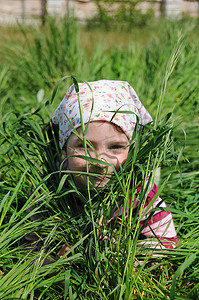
[0,16,199,299]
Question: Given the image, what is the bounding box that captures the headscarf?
[52,80,152,149]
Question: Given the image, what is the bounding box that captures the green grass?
[0,17,199,299]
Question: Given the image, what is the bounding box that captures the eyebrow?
[71,134,83,142]
[89,137,129,145]
[71,131,129,143]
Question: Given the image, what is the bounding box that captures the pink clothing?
[112,183,178,249]
[27,183,178,250]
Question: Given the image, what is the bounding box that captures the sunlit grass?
[0,16,199,299]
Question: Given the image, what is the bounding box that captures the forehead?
[68,121,129,144]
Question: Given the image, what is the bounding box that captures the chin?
[93,177,110,188]
[94,181,106,187]
[74,175,110,189]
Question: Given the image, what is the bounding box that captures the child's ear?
[61,147,67,159]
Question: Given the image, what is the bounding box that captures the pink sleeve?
[139,184,178,249]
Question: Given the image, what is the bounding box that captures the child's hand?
[57,244,70,258]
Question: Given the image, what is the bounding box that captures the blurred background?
[0,0,199,24]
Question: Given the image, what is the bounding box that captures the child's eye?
[76,144,93,150]
[76,144,84,148]
[110,145,124,150]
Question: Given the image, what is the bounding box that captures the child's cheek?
[68,156,87,172]
[117,151,129,168]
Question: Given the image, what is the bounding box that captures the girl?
[51,79,178,257]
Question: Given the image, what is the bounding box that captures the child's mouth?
[96,175,105,180]
[92,174,111,187]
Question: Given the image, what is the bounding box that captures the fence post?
[41,0,47,25]
[161,0,182,17]
[21,0,26,24]
[65,0,70,20]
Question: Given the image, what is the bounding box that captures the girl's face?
[62,121,129,188]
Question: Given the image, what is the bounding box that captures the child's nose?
[89,150,108,167]
[97,152,113,168]
[97,155,107,168]
[90,148,114,168]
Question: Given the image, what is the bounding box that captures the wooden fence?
[0,0,198,24]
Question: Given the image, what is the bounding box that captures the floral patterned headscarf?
[52,80,152,149]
